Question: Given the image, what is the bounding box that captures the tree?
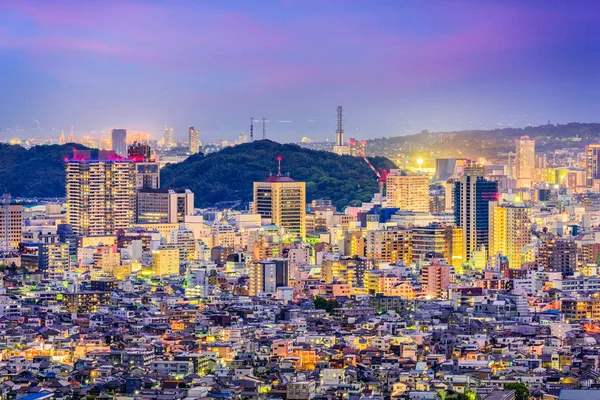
[504,383,529,400]
[313,296,340,313]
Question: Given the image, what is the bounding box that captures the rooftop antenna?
[250,117,254,141]
[336,106,344,146]
[277,155,282,176]
[262,118,266,140]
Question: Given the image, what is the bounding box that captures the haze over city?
[2,0,600,142]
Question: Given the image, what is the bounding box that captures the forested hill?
[0,143,93,198]
[160,140,396,209]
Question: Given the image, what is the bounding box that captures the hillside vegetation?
[0,143,93,198]
[161,140,396,209]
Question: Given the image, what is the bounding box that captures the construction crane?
[361,153,387,202]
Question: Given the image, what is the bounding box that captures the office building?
[66,150,135,235]
[137,189,194,224]
[421,258,451,299]
[515,136,535,188]
[585,144,600,187]
[454,164,499,259]
[111,128,127,157]
[0,203,22,251]
[163,127,174,147]
[253,166,306,239]
[386,171,430,212]
[488,203,532,268]
[188,126,200,154]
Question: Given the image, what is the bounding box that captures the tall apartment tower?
[188,126,200,154]
[111,128,127,157]
[515,136,535,188]
[163,127,174,147]
[66,150,135,235]
[454,164,499,259]
[585,144,600,187]
[386,171,430,212]
[488,202,532,268]
[253,159,306,239]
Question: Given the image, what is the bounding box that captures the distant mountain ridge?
[366,122,600,160]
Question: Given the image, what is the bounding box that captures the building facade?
[253,175,306,239]
[386,171,430,212]
[66,154,135,235]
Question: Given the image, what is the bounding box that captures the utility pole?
[262,118,266,140]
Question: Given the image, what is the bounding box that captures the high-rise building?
[488,202,531,268]
[188,126,200,154]
[111,128,127,157]
[137,189,194,224]
[128,142,160,189]
[163,127,174,147]
[421,258,451,299]
[454,164,499,259]
[585,144,600,187]
[515,136,535,188]
[253,161,306,239]
[444,226,464,270]
[66,150,135,235]
[0,200,22,251]
[386,171,430,212]
[128,142,152,161]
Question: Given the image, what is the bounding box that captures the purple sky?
[1,0,600,142]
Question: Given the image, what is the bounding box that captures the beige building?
[366,229,412,265]
[66,154,135,235]
[386,171,429,212]
[152,246,180,276]
[515,136,535,188]
[489,202,531,268]
[0,203,22,250]
[253,174,306,239]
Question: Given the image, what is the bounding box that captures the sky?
[1,0,600,143]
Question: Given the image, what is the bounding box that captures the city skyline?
[2,1,600,142]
